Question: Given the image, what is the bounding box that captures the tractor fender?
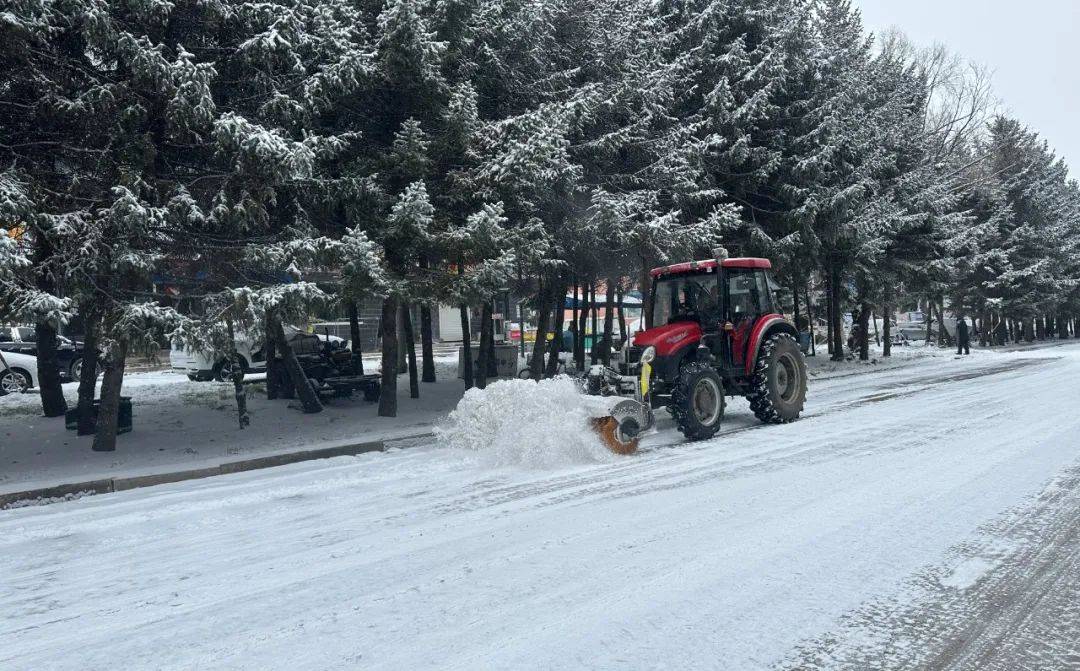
[745,315,798,374]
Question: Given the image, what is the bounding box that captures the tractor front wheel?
[671,362,725,441]
[749,333,807,424]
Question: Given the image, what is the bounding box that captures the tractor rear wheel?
[748,333,807,424]
[671,362,725,441]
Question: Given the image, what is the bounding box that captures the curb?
[0,432,433,510]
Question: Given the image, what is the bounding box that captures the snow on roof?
[650,258,772,277]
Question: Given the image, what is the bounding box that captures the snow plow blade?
[589,399,647,455]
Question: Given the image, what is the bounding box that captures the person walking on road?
[956,315,971,355]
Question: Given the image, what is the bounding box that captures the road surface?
[2,345,1079,670]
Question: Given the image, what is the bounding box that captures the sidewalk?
[0,360,465,505]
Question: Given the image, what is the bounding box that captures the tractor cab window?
[652,273,719,327]
[16,327,35,342]
[725,269,773,322]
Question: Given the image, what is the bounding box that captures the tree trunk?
[858,303,871,361]
[395,304,407,374]
[35,320,68,417]
[346,299,366,375]
[459,302,473,389]
[640,258,654,330]
[265,309,280,399]
[576,282,589,370]
[347,299,363,355]
[272,318,323,414]
[792,280,802,327]
[570,281,580,370]
[92,338,128,452]
[530,282,552,381]
[402,303,420,399]
[589,283,599,365]
[937,297,947,347]
[616,283,627,346]
[76,308,102,435]
[882,303,892,357]
[825,275,834,356]
[829,262,844,361]
[602,280,615,366]
[227,320,250,429]
[546,290,564,377]
[420,302,436,382]
[32,234,66,417]
[925,296,934,346]
[806,279,817,357]
[379,297,399,416]
[485,301,498,379]
[476,301,491,389]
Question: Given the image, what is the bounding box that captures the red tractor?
[586,256,807,450]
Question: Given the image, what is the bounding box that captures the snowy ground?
[2,343,1079,669]
[0,356,463,495]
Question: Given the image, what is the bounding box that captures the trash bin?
[458,344,519,380]
[65,397,133,435]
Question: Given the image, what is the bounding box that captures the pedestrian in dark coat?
[956,315,971,355]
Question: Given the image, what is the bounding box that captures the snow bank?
[435,376,619,469]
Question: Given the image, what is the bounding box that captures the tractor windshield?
[652,273,719,327]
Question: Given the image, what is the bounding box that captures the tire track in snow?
[779,464,1080,671]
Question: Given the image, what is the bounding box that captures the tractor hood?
[632,321,702,357]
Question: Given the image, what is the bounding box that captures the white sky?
[855,0,1080,175]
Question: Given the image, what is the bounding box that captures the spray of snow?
[435,376,620,469]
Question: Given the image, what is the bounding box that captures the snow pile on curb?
[435,376,618,469]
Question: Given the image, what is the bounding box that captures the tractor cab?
[634,258,782,381]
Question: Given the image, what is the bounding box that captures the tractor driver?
[673,280,718,323]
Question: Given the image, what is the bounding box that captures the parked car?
[170,326,345,382]
[0,325,96,381]
[0,349,39,395]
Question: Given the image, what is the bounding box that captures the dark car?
[0,325,96,381]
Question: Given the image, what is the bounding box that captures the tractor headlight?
[640,346,657,365]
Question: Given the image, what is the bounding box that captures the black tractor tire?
[748,333,807,424]
[671,361,725,441]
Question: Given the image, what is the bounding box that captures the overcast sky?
[855,0,1080,175]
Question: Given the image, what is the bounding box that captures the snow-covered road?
[3,346,1079,670]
